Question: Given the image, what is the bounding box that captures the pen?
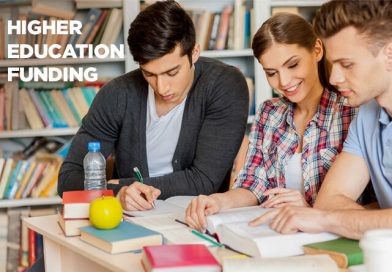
[191,229,223,248]
[175,219,189,227]
[133,167,155,208]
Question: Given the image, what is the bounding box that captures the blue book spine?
[4,161,22,199]
[28,89,52,127]
[62,89,82,124]
[8,161,30,199]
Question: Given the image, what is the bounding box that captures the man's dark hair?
[127,0,196,65]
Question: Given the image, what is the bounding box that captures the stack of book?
[58,189,113,236]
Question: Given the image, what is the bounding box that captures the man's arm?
[314,151,370,210]
[249,206,392,239]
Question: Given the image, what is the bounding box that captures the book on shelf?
[142,244,221,272]
[0,82,100,130]
[203,206,338,258]
[0,211,8,272]
[75,8,102,45]
[271,7,300,16]
[222,254,339,272]
[303,238,363,268]
[75,0,122,9]
[185,2,252,52]
[57,212,91,237]
[98,8,123,50]
[79,221,163,254]
[214,5,233,50]
[62,189,114,219]
[0,158,14,199]
[0,18,4,60]
[17,207,56,270]
[31,0,76,20]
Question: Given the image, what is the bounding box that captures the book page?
[164,195,195,209]
[123,200,184,217]
[125,213,185,231]
[219,222,338,258]
[161,228,217,246]
[206,206,270,234]
[125,213,218,246]
[223,254,339,272]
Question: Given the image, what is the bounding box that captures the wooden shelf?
[0,196,62,208]
[200,49,253,58]
[270,0,327,7]
[0,127,79,139]
[0,57,125,68]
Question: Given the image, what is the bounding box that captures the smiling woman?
[185,12,357,233]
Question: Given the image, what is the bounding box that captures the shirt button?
[174,159,178,164]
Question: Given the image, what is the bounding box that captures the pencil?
[191,229,223,248]
[133,167,155,208]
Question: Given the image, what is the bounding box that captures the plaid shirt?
[233,89,357,205]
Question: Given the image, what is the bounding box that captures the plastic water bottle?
[84,142,106,190]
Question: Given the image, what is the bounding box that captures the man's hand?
[117,182,161,211]
[185,195,222,232]
[249,206,327,234]
[261,188,310,208]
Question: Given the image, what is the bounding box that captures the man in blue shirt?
[250,0,392,239]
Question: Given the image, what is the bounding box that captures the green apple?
[89,196,123,229]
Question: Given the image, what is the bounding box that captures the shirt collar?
[284,88,334,131]
[379,107,392,126]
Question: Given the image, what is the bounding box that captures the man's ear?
[384,42,392,71]
[192,43,201,65]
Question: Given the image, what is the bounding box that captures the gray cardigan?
[58,57,249,199]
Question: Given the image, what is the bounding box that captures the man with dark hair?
[57,0,249,211]
[250,0,392,239]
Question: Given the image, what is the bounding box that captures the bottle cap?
[88,142,100,152]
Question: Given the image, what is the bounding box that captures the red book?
[142,244,221,272]
[28,229,36,267]
[62,190,113,219]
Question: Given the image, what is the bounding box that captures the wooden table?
[24,215,144,272]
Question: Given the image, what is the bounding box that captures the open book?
[205,206,338,258]
[123,196,220,246]
[123,195,195,217]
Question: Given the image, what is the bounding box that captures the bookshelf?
[0,5,130,271]
[0,196,61,208]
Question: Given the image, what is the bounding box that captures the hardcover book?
[142,244,220,272]
[79,221,163,254]
[62,190,113,219]
[303,238,363,268]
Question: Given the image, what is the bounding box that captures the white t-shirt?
[284,153,304,195]
[146,86,187,177]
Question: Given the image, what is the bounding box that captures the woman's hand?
[261,188,310,208]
